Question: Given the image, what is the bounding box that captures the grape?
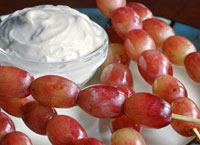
[137,50,173,85]
[143,18,175,50]
[111,7,143,39]
[22,101,57,135]
[0,95,34,118]
[0,66,34,99]
[152,75,188,103]
[46,115,87,145]
[110,128,146,145]
[163,35,197,66]
[73,137,105,145]
[127,2,153,21]
[171,97,200,137]
[77,85,127,118]
[100,43,130,70]
[30,75,80,108]
[124,92,172,128]
[0,112,15,141]
[0,131,32,145]
[115,85,135,97]
[124,29,156,61]
[100,63,133,87]
[184,52,200,83]
[105,26,123,43]
[110,115,141,133]
[96,0,126,18]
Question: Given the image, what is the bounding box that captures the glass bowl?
[0,22,108,87]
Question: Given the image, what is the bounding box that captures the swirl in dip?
[0,5,104,62]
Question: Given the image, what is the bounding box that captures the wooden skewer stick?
[172,113,200,125]
[192,128,200,142]
[172,114,200,142]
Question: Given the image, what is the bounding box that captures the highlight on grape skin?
[184,52,200,83]
[124,92,172,128]
[137,50,173,85]
[77,84,128,118]
[143,18,175,50]
[0,131,33,145]
[127,2,154,21]
[100,63,133,87]
[0,95,34,118]
[152,75,188,103]
[0,66,34,99]
[22,101,57,135]
[124,29,156,61]
[163,35,197,66]
[46,115,87,145]
[110,128,146,145]
[0,112,16,141]
[115,84,135,97]
[171,97,200,137]
[96,0,126,18]
[30,75,80,108]
[111,6,143,39]
[110,115,141,133]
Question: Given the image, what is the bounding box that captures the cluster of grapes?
[0,66,194,145]
[0,1,200,145]
[97,0,200,144]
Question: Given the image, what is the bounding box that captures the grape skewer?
[172,113,200,141]
[172,114,200,125]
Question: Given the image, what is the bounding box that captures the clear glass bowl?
[0,22,108,87]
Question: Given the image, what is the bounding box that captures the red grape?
[77,85,127,118]
[115,85,135,97]
[171,97,200,137]
[105,26,123,43]
[127,2,153,21]
[0,131,33,145]
[111,6,143,39]
[73,138,105,145]
[96,0,126,18]
[124,92,172,128]
[0,112,15,141]
[100,63,133,87]
[124,29,156,61]
[137,50,173,85]
[143,18,175,50]
[110,128,146,145]
[163,35,197,66]
[110,115,141,133]
[30,75,80,108]
[152,75,188,103]
[184,52,200,83]
[0,95,34,118]
[22,101,57,135]
[0,66,34,99]
[46,115,87,145]
[100,43,130,70]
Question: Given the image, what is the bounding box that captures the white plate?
[5,61,199,145]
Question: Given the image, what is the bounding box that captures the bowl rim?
[0,21,108,65]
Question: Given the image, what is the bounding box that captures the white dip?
[0,5,104,62]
